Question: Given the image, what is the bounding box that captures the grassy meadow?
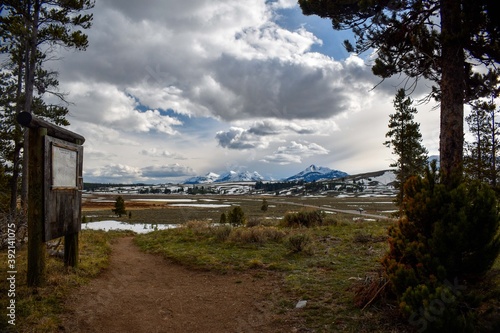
[2,194,499,332]
[0,229,133,332]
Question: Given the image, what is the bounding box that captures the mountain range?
[285,164,349,182]
[183,165,349,184]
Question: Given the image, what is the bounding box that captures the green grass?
[134,209,500,332]
[4,194,498,332]
[134,217,412,332]
[82,194,398,224]
[0,230,132,333]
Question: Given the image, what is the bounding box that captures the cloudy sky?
[48,0,441,183]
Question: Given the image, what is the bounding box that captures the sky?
[47,0,441,184]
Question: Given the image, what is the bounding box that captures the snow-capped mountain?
[183,172,220,184]
[286,164,349,182]
[184,171,265,184]
[215,170,265,183]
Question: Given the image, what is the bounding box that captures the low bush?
[184,220,211,235]
[213,224,232,242]
[245,217,261,228]
[281,210,325,228]
[228,226,285,244]
[286,233,313,254]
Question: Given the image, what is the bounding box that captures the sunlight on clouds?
[141,164,196,178]
[48,0,441,182]
[215,127,271,149]
[66,82,182,135]
[86,164,142,182]
[85,163,196,183]
[261,153,303,165]
[261,140,329,165]
[139,148,186,160]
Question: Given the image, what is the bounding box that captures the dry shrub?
[280,210,324,228]
[286,232,313,254]
[247,258,264,268]
[229,226,285,244]
[212,224,232,242]
[184,220,211,234]
[353,232,387,244]
[246,217,261,228]
[352,270,389,309]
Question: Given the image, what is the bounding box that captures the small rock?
[295,300,307,309]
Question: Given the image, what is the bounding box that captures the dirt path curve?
[60,237,297,333]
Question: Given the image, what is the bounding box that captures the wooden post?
[27,127,47,287]
[18,111,85,277]
[64,137,83,268]
[64,233,79,267]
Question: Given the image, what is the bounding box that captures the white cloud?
[85,164,142,183]
[65,82,182,135]
[139,148,186,160]
[261,153,303,165]
[41,0,440,182]
[84,163,196,183]
[141,164,196,179]
[215,127,269,149]
[261,141,329,165]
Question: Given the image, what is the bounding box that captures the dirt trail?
[60,237,298,333]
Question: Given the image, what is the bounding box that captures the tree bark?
[21,0,40,213]
[439,0,465,186]
[10,48,25,220]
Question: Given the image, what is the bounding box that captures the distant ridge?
[216,170,264,183]
[184,172,220,184]
[285,164,348,182]
[184,164,348,184]
[184,170,265,184]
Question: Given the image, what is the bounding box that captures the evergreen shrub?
[227,206,246,226]
[382,164,500,332]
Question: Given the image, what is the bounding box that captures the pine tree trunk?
[491,105,497,187]
[439,0,465,186]
[10,50,25,218]
[21,0,40,213]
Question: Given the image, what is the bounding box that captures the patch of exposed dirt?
[60,237,301,333]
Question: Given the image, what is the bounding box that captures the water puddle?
[82,220,178,233]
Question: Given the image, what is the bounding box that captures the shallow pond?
[82,220,178,233]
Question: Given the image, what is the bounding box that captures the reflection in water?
[83,220,178,233]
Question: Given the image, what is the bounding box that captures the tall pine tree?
[384,89,428,206]
[0,0,94,217]
[299,0,500,186]
[465,100,499,187]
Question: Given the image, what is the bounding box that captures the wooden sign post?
[17,112,85,287]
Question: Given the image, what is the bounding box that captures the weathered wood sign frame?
[17,112,85,286]
[44,136,83,242]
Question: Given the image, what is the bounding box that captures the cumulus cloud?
[139,148,186,160]
[42,0,439,182]
[55,0,383,123]
[84,163,196,183]
[215,119,337,151]
[65,82,182,135]
[141,164,196,178]
[215,127,268,149]
[85,164,142,183]
[261,141,330,164]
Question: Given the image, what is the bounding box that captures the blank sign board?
[44,136,83,241]
[52,145,78,188]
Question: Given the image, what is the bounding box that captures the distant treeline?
[83,183,147,191]
[254,180,304,192]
